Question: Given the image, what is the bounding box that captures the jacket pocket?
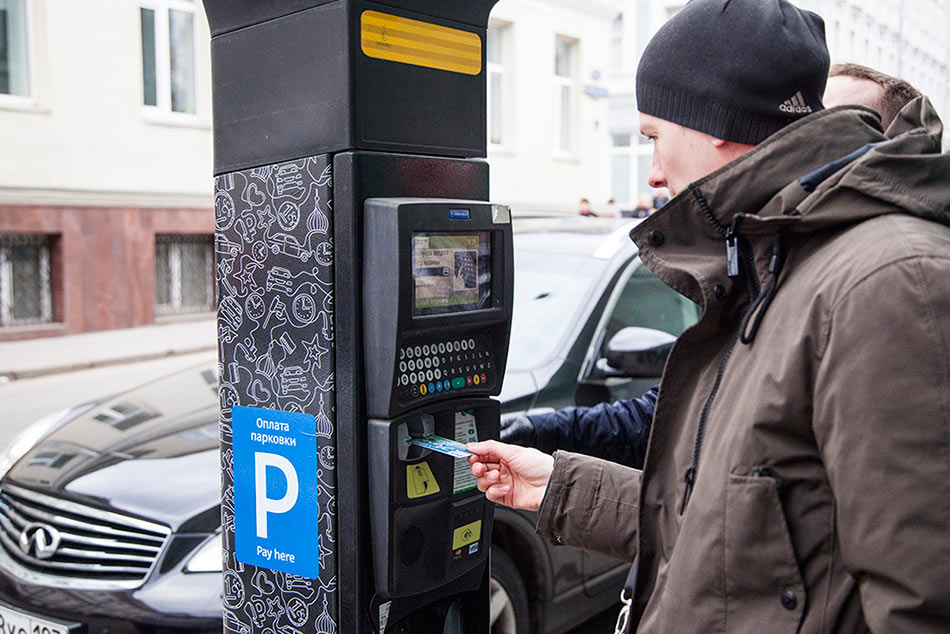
[724,472,806,634]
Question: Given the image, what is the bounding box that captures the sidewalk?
[0,319,217,381]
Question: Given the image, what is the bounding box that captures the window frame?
[0,233,53,328]
[139,0,199,123]
[154,234,214,317]
[553,35,577,157]
[0,0,35,110]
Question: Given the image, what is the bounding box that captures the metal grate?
[0,484,170,590]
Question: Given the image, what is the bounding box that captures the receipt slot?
[202,1,504,633]
[363,200,512,621]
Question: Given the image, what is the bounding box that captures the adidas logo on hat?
[780,91,813,114]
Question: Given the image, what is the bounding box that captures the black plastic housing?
[204,0,495,174]
[362,198,513,418]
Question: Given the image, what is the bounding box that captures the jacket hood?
[631,97,950,306]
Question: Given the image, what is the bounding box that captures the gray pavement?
[0,318,216,381]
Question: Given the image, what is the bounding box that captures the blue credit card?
[408,434,473,458]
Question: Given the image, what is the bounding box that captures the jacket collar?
[630,107,887,306]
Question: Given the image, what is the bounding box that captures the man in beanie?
[469,0,950,631]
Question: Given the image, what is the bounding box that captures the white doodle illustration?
[215,155,337,634]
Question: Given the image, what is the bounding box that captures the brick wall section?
[0,204,213,342]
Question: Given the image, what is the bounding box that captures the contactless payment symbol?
[232,406,320,578]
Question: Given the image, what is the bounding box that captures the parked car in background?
[0,216,700,634]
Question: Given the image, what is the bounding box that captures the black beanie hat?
[636,0,830,145]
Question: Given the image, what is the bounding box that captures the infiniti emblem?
[18,522,61,560]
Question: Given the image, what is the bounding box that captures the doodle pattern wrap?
[215,156,338,634]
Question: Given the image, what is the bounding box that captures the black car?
[0,216,699,634]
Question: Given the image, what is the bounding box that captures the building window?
[141,0,196,114]
[554,36,575,154]
[155,234,213,315]
[487,23,506,146]
[0,234,52,327]
[0,0,30,97]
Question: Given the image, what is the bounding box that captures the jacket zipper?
[679,328,741,514]
[680,189,759,514]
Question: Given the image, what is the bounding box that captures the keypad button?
[466,376,473,386]
[424,357,432,369]
[426,370,434,381]
[473,374,480,385]
[436,382,443,392]
[400,348,406,359]
[461,340,469,351]
[433,357,440,367]
[451,377,465,389]
[414,345,422,357]
[481,373,487,383]
[420,384,428,395]
[423,344,431,355]
[468,338,475,349]
[435,369,442,380]
[427,382,435,393]
[399,361,406,372]
[439,342,446,353]
[411,386,419,397]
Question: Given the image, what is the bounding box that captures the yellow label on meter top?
[406,461,440,499]
[360,10,482,76]
[452,520,482,550]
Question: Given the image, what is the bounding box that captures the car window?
[601,261,700,347]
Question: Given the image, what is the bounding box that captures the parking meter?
[363,199,512,604]
[202,2,505,633]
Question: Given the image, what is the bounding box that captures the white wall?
[487,0,619,214]
[0,0,621,211]
[0,0,214,204]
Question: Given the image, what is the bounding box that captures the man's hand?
[499,412,537,446]
[467,440,554,511]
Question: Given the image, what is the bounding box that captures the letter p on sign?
[255,453,299,538]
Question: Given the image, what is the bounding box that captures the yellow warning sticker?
[452,520,482,550]
[407,461,440,499]
[360,10,482,76]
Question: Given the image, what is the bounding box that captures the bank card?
[408,434,473,458]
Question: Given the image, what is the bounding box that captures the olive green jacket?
[537,99,950,633]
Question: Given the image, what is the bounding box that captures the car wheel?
[490,548,530,634]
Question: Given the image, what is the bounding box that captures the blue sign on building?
[233,405,320,579]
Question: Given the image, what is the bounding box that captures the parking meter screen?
[412,232,491,316]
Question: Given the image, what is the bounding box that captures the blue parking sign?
[232,406,320,579]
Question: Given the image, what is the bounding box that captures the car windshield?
[507,246,609,371]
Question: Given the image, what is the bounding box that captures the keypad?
[395,336,493,403]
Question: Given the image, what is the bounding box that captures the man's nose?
[648,164,666,189]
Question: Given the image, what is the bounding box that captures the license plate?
[0,602,78,634]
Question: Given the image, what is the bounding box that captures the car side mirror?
[597,327,676,379]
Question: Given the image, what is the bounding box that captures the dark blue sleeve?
[527,386,657,468]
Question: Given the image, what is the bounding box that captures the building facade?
[0,0,621,340]
[487,0,620,215]
[0,0,215,341]
[608,0,950,212]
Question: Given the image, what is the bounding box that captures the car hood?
[4,363,222,531]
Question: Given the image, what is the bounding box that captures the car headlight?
[184,532,223,573]
[0,403,95,481]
